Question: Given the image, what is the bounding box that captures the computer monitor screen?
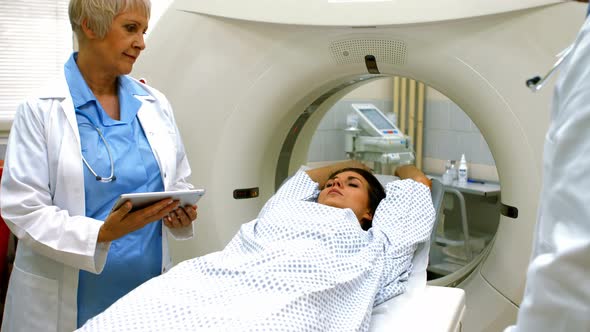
[359,108,395,130]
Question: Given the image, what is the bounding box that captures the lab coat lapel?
[37,73,81,146]
[36,74,86,215]
[136,94,169,188]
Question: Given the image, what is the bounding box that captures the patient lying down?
[78,161,435,332]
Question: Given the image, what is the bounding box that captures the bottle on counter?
[450,160,458,181]
[458,153,468,186]
[442,160,453,185]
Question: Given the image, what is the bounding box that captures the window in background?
[0,0,72,130]
[0,0,173,130]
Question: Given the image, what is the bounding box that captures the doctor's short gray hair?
[69,0,151,40]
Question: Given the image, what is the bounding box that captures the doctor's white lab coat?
[507,17,590,332]
[0,73,194,332]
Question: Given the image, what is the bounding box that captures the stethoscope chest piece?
[79,122,116,183]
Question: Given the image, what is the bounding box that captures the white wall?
[148,0,174,37]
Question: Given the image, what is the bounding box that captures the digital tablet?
[111,189,205,212]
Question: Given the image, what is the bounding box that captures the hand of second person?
[98,199,180,243]
[163,205,198,229]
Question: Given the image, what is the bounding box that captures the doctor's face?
[318,170,373,224]
[90,8,148,76]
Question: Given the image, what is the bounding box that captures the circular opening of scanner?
[291,76,500,286]
[131,5,582,328]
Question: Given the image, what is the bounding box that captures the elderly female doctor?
[0,0,198,331]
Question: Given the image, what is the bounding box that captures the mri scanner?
[133,1,586,330]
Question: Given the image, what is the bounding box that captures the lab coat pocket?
[3,265,59,332]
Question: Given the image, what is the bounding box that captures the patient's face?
[317,171,372,223]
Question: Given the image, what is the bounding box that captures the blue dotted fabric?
[79,169,435,332]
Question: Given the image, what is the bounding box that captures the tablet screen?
[112,189,205,212]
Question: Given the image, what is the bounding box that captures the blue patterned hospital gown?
[79,169,435,332]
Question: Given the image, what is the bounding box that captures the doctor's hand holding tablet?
[98,189,205,243]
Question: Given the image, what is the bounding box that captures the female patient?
[79,161,435,332]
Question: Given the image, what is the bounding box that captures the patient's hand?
[306,160,371,188]
[394,165,432,190]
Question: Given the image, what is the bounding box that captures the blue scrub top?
[64,53,165,327]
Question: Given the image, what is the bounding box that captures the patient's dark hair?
[327,167,386,230]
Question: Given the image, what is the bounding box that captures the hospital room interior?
[0,0,588,331]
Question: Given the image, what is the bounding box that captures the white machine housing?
[134,1,586,331]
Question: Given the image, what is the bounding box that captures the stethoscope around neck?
[76,112,117,183]
[526,43,574,92]
[526,5,588,92]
